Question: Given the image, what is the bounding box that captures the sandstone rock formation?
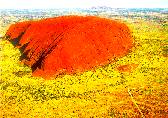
[5,15,133,79]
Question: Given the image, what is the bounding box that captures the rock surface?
[5,15,133,79]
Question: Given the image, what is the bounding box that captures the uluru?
[5,15,133,79]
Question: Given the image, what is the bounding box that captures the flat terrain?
[0,9,168,117]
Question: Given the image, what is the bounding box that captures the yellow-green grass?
[0,17,168,117]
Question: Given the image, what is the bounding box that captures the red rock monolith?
[5,15,133,79]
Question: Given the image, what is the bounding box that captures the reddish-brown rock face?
[5,15,133,79]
